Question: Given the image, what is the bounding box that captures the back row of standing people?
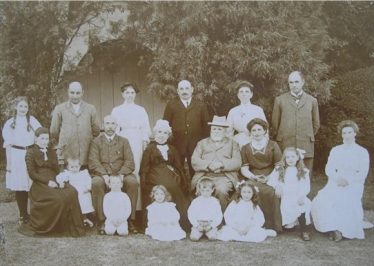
[3,71,321,233]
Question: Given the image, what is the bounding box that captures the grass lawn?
[1,170,374,266]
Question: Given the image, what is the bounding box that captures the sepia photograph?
[0,1,373,265]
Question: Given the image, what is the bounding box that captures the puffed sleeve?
[325,147,339,181]
[211,199,224,227]
[141,108,151,142]
[103,194,112,220]
[30,116,42,132]
[250,206,265,228]
[298,169,311,198]
[122,193,132,220]
[26,148,50,184]
[2,119,14,148]
[187,199,200,227]
[226,108,235,137]
[56,171,69,186]
[350,147,370,185]
[82,169,92,191]
[266,168,279,188]
[223,201,237,227]
[167,203,181,223]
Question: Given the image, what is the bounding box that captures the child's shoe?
[266,229,277,237]
[18,215,29,225]
[333,230,343,242]
[301,232,310,241]
[83,218,94,228]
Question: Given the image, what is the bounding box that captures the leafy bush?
[315,66,374,171]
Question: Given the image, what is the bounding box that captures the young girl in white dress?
[188,177,223,241]
[56,157,94,227]
[267,147,312,241]
[218,180,276,242]
[103,176,132,236]
[2,96,41,224]
[145,185,186,241]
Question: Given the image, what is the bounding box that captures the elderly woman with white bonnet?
[140,120,190,231]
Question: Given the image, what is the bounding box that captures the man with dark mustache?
[163,80,211,179]
[88,115,139,234]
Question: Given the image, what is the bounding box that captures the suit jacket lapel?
[297,93,307,109]
[286,93,298,108]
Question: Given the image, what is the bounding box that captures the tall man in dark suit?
[272,71,320,177]
[163,80,211,178]
[89,115,139,234]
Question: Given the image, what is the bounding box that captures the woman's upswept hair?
[337,120,359,134]
[246,118,268,133]
[150,185,172,202]
[276,147,307,182]
[230,180,259,207]
[10,96,33,132]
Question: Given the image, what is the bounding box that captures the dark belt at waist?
[11,145,33,150]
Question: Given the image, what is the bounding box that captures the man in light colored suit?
[272,71,320,177]
[191,116,241,211]
[50,81,100,168]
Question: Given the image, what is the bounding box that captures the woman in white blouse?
[227,81,267,148]
[111,83,152,210]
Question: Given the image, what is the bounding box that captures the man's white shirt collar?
[290,91,303,98]
[180,97,192,108]
[105,134,115,142]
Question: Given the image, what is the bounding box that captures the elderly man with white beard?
[191,116,242,211]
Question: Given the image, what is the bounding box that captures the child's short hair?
[65,156,80,166]
[196,177,215,196]
[150,185,172,202]
[276,147,307,182]
[109,175,123,185]
[231,180,259,206]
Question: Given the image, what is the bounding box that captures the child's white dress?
[2,116,41,191]
[103,191,131,235]
[188,196,223,229]
[145,201,186,241]
[267,167,311,226]
[218,200,273,242]
[56,169,94,214]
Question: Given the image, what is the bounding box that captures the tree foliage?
[315,65,374,169]
[125,1,334,115]
[0,1,114,126]
[323,1,374,75]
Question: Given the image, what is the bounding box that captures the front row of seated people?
[18,116,372,243]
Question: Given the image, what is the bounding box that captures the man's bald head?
[177,80,194,100]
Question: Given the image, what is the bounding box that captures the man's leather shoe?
[128,220,138,234]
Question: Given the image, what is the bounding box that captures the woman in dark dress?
[140,120,190,231]
[20,127,85,237]
[240,118,283,232]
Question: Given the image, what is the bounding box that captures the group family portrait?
[0,1,373,265]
